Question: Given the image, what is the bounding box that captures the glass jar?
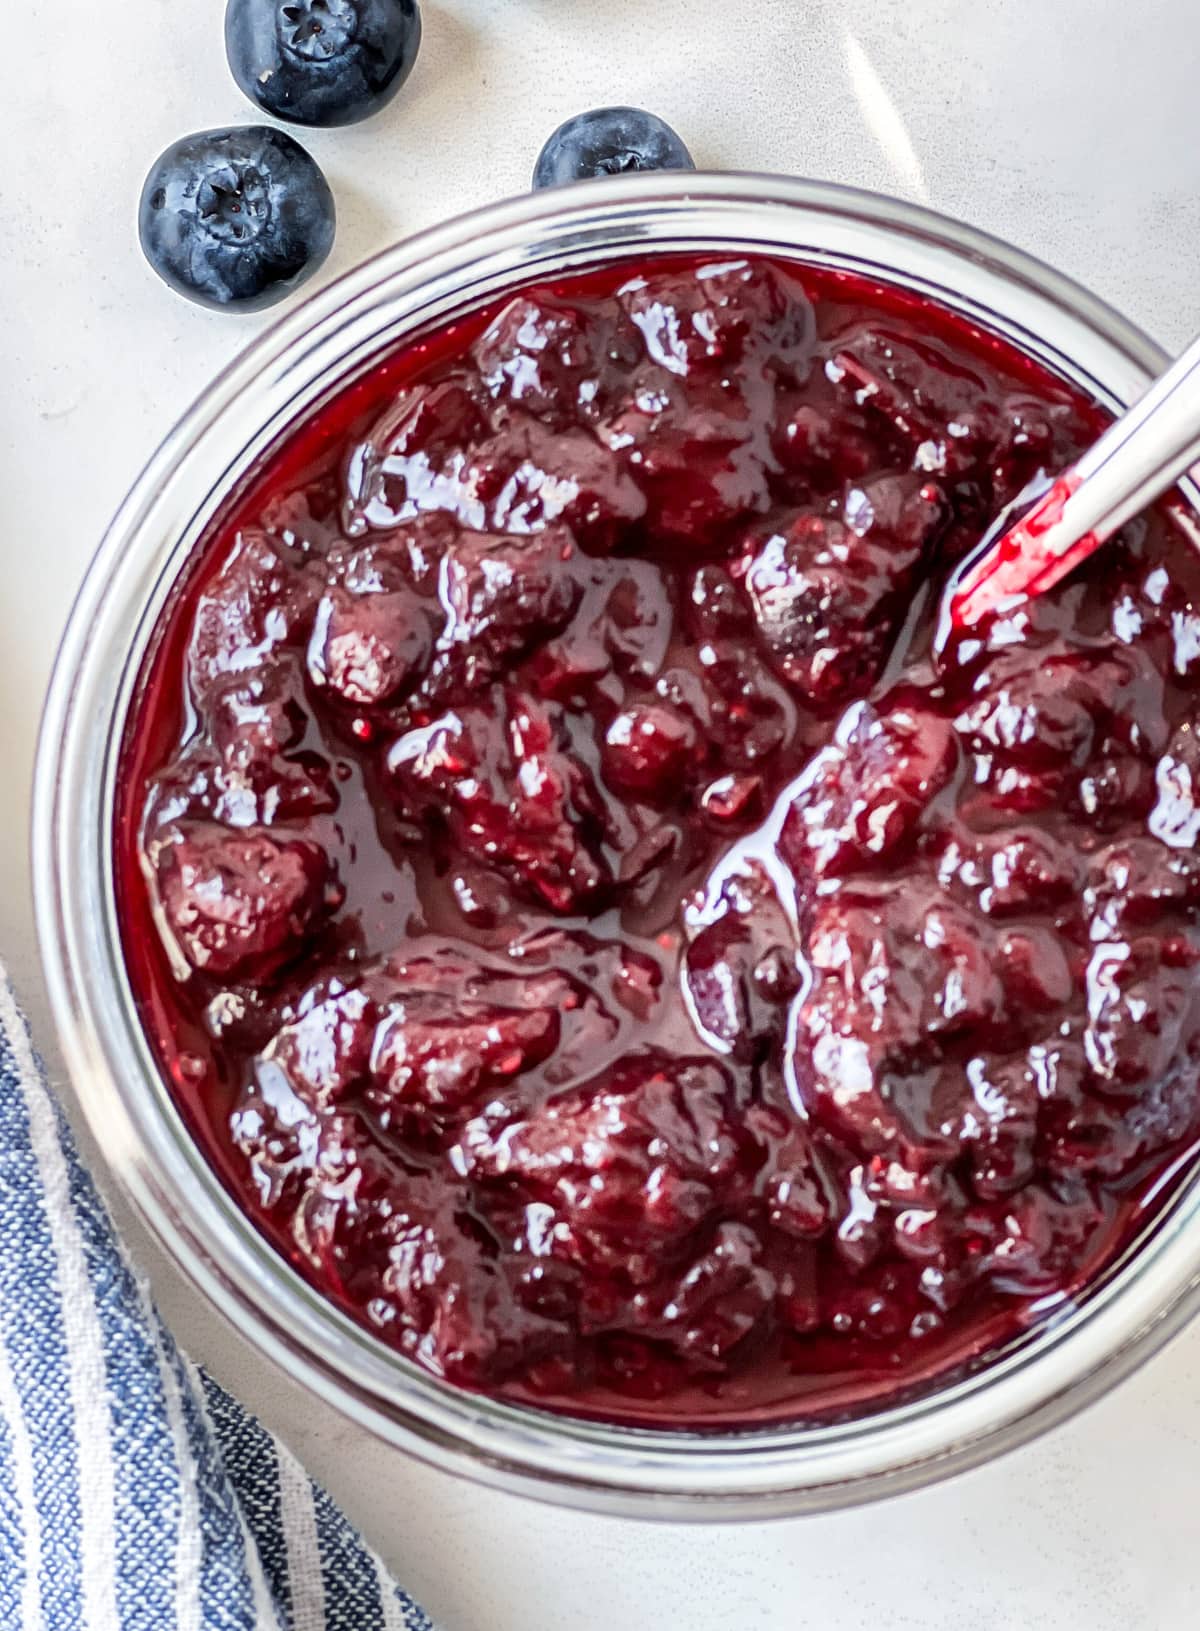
[33,172,1200,1520]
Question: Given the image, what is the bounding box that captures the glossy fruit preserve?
[118,253,1200,1426]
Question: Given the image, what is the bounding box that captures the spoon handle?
[952,331,1200,626]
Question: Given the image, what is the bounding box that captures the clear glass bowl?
[33,172,1200,1520]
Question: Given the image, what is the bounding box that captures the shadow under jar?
[35,175,1200,1518]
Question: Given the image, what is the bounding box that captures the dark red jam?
[118,253,1200,1426]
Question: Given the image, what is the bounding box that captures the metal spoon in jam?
[951,331,1200,626]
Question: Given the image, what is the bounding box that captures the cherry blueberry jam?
[118,254,1200,1425]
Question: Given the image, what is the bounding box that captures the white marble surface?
[4,1,1200,1625]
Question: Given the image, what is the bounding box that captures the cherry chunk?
[739,474,946,704]
[388,690,610,912]
[149,822,339,980]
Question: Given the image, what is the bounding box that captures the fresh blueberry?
[138,127,336,312]
[533,107,694,190]
[225,0,421,127]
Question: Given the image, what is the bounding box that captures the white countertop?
[5,2,1200,1625]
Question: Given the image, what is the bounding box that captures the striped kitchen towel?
[0,966,434,1631]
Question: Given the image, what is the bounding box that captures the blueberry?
[225,0,421,127]
[138,127,336,312]
[533,107,694,190]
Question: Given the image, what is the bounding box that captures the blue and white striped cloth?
[0,967,434,1631]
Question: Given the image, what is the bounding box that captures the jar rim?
[33,170,1200,1520]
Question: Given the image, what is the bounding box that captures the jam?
[117,253,1200,1426]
